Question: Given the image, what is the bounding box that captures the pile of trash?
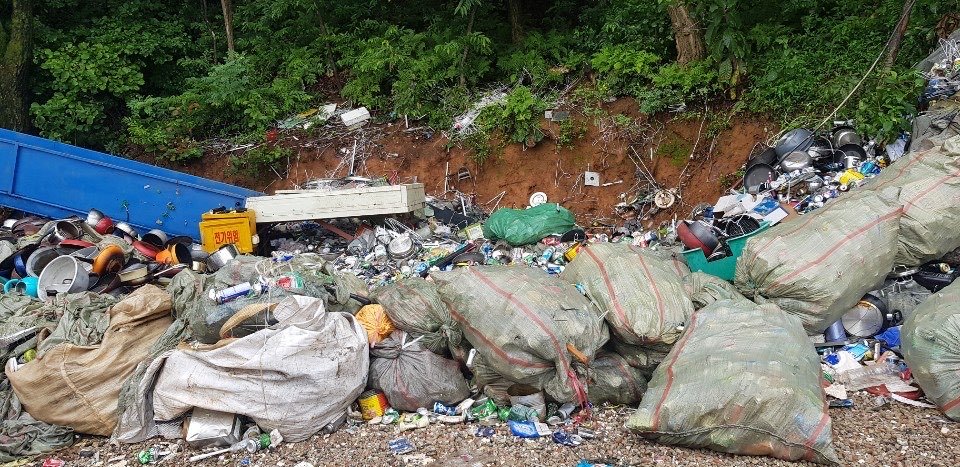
[2,29,960,467]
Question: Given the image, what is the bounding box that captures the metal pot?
[678,220,720,256]
[831,125,861,148]
[779,150,813,172]
[25,246,60,278]
[839,144,867,169]
[746,147,777,169]
[131,241,160,261]
[205,244,239,272]
[38,255,90,300]
[114,222,139,243]
[142,229,168,248]
[86,209,115,235]
[51,221,81,244]
[743,163,776,194]
[387,234,417,260]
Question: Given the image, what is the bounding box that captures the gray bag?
[735,188,901,334]
[368,331,470,412]
[561,243,692,346]
[627,298,840,465]
[434,266,609,403]
[588,351,647,406]
[902,280,960,421]
[371,277,466,357]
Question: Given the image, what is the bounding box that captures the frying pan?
[746,147,777,169]
[743,163,776,194]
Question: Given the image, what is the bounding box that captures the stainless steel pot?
[205,244,239,272]
[50,221,81,244]
[114,222,139,243]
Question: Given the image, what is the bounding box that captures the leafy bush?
[635,61,721,113]
[590,45,660,95]
[854,71,925,143]
[500,85,546,146]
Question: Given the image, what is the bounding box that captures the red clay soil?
[162,98,778,228]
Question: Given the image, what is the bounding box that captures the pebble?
[44,393,956,466]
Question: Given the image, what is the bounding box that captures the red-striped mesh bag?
[902,280,960,421]
[735,187,901,334]
[560,243,693,347]
[627,298,840,465]
[434,266,609,404]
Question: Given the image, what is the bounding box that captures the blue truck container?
[0,129,263,239]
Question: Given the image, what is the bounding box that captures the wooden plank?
[247,183,425,222]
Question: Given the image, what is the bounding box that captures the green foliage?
[22,0,946,161]
[635,61,720,113]
[229,145,293,176]
[854,70,926,143]
[500,85,546,146]
[555,118,586,150]
[656,135,691,168]
[590,45,660,95]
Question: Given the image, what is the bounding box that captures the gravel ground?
[43,393,960,467]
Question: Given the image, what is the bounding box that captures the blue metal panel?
[0,129,263,239]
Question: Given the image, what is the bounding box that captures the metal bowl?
[38,255,90,300]
[205,244,239,272]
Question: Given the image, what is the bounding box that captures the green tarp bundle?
[482,203,576,246]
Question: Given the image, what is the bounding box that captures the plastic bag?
[371,277,465,357]
[152,296,368,442]
[8,286,174,436]
[368,331,470,412]
[902,280,960,421]
[482,203,576,246]
[356,304,395,347]
[561,243,692,346]
[735,188,901,334]
[626,298,839,465]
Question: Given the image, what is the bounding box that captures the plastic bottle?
[840,359,901,391]
[208,282,263,304]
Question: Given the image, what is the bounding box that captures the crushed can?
[551,430,583,446]
[388,438,415,455]
[358,390,390,420]
[432,402,458,416]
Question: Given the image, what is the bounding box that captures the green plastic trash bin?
[681,221,771,281]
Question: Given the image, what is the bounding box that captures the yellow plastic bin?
[199,209,257,253]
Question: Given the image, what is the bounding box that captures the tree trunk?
[507,0,522,44]
[459,8,476,87]
[0,0,33,132]
[220,0,235,53]
[667,1,705,65]
[317,15,336,74]
[884,0,916,71]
